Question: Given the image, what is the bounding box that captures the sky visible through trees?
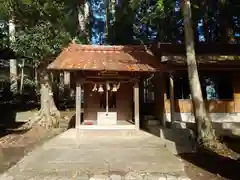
[1,0,240,45]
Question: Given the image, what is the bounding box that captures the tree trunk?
[110,0,116,43]
[111,0,116,22]
[181,0,216,144]
[203,6,209,43]
[34,65,38,91]
[9,18,18,95]
[77,0,90,43]
[201,0,210,43]
[20,59,25,93]
[34,68,61,128]
[105,0,111,43]
[9,59,18,94]
[218,1,234,43]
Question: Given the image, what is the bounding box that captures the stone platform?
[0,129,190,180]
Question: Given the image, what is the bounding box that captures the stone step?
[173,121,240,137]
[56,128,154,139]
[159,127,196,154]
[159,128,195,143]
[163,139,196,155]
[58,121,69,128]
[172,121,188,129]
[231,128,240,136]
[76,129,142,137]
[222,123,240,137]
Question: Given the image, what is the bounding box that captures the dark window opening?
[173,75,191,99]
[109,91,117,108]
[100,92,106,108]
[144,78,155,103]
[166,72,233,100]
[200,73,233,100]
[99,86,117,109]
[165,73,190,99]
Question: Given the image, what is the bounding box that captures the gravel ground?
[0,126,65,174]
[0,110,73,174]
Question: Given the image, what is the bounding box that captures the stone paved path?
[0,129,190,180]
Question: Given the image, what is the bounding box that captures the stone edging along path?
[89,172,191,180]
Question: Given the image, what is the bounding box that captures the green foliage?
[0,21,8,49]
[112,0,137,44]
[130,0,175,21]
[129,0,181,43]
[0,0,9,18]
[128,0,240,43]
[2,0,77,64]
[12,23,71,65]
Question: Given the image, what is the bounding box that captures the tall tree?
[130,0,182,43]
[76,0,90,43]
[181,0,216,144]
[105,0,111,43]
[5,0,75,128]
[0,0,18,94]
[9,18,18,95]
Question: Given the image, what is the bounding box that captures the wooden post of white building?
[64,71,71,88]
[76,81,82,129]
[134,82,140,130]
[169,73,175,126]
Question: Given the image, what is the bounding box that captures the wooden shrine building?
[48,42,165,129]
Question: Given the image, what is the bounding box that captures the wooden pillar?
[169,73,175,125]
[139,78,144,123]
[232,72,240,112]
[155,73,166,127]
[76,81,82,128]
[64,71,71,87]
[154,73,161,122]
[134,82,140,130]
[162,74,168,127]
[106,82,109,114]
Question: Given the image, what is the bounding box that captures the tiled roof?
[47,43,165,72]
